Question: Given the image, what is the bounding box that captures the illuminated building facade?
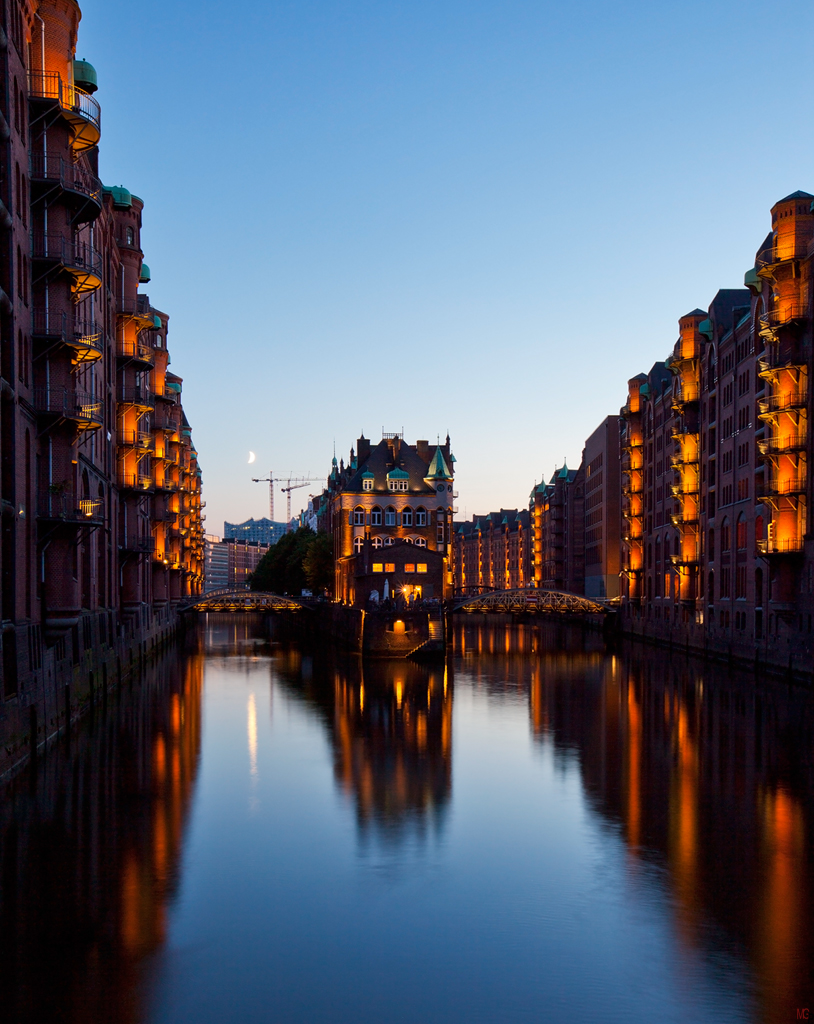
[320,432,456,606]
[0,0,203,767]
[621,191,814,669]
[583,416,622,599]
[530,463,585,593]
[454,509,531,593]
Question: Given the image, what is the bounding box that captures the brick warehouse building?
[620,191,814,670]
[318,433,457,606]
[453,191,814,674]
[0,0,203,770]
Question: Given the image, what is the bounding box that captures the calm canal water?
[1,615,812,1023]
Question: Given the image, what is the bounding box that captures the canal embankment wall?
[0,609,183,780]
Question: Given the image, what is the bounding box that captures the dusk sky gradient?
[78,0,814,534]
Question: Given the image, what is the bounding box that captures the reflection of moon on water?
[248,451,256,464]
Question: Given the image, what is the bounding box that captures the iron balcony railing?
[117,385,154,409]
[28,70,101,128]
[29,152,102,206]
[758,306,807,337]
[116,295,153,322]
[758,392,807,415]
[757,538,804,556]
[116,337,155,365]
[118,472,154,492]
[672,385,700,406]
[31,308,103,354]
[33,387,103,424]
[755,244,803,270]
[120,536,156,554]
[38,490,104,523]
[117,429,153,450]
[762,478,807,497]
[758,353,805,376]
[31,233,102,277]
[757,435,808,456]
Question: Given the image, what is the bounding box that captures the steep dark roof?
[344,438,437,494]
[777,190,814,202]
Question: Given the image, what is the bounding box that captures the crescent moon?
[248,451,256,464]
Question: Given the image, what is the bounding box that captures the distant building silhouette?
[224,517,286,546]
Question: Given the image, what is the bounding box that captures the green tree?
[303,532,333,594]
[250,527,331,596]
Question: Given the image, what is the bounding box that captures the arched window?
[415,507,427,527]
[720,517,731,551]
[415,538,427,548]
[353,537,363,553]
[353,505,365,526]
[372,536,383,548]
[401,508,413,527]
[370,506,382,526]
[708,528,714,561]
[384,537,394,547]
[384,506,396,527]
[736,513,747,550]
[755,514,764,542]
[708,570,714,602]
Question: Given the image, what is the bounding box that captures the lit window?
[372,563,383,573]
[402,509,413,527]
[385,563,395,573]
[417,564,427,573]
[437,509,444,522]
[405,563,415,573]
[126,226,134,245]
[384,507,396,526]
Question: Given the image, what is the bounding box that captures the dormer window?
[363,478,373,491]
[387,469,409,492]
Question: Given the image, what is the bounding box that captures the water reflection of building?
[276,654,452,844]
[458,622,814,1023]
[0,646,203,1023]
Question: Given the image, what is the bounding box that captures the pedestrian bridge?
[452,588,614,615]
[182,588,308,612]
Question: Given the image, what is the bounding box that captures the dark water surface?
[1,616,813,1023]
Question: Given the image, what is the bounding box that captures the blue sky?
[79,0,814,533]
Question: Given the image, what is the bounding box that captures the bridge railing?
[452,587,614,615]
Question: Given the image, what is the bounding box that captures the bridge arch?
[452,588,613,615]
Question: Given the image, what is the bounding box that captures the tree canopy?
[250,528,333,596]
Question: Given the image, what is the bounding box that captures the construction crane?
[251,470,283,523]
[251,471,322,530]
[280,478,322,531]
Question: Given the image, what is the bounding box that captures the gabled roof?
[777,190,814,202]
